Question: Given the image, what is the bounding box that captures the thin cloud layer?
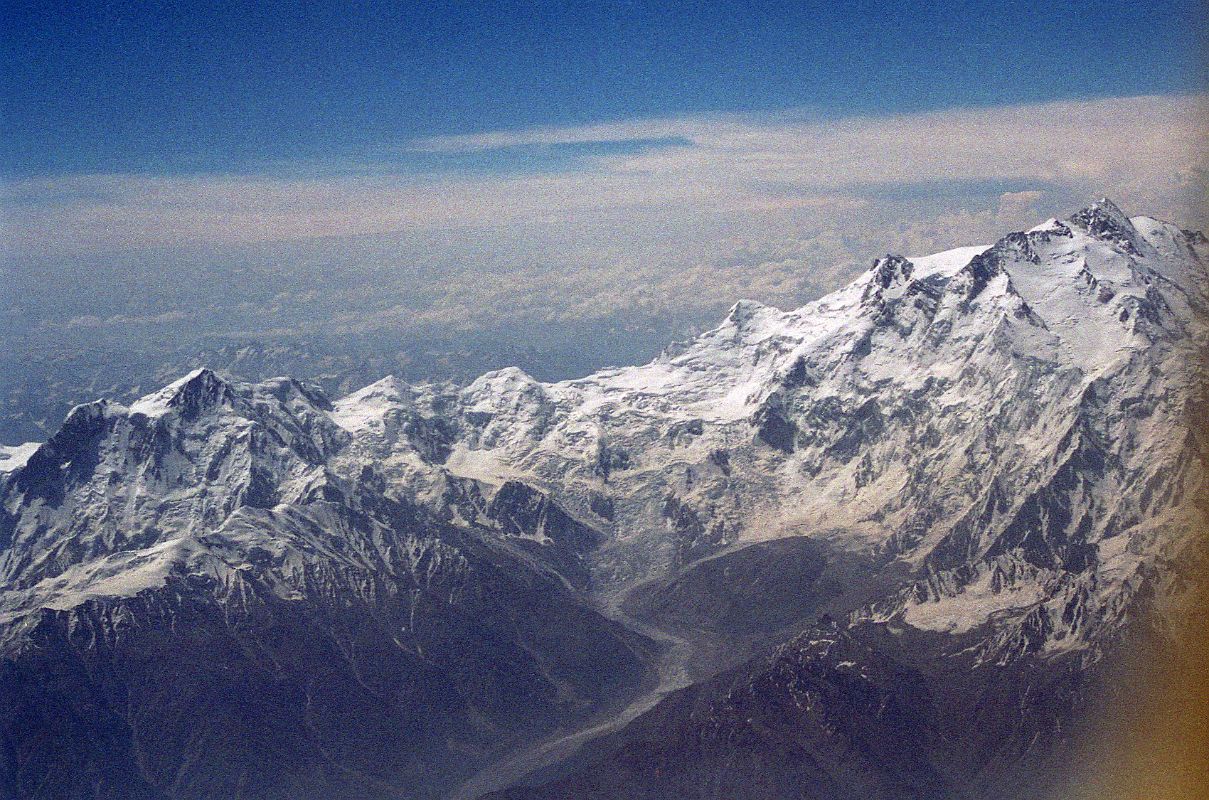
[3,93,1205,257]
[3,93,1207,368]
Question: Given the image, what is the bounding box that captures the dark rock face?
[487,481,602,555]
[1069,200,1142,256]
[165,369,237,422]
[484,480,605,588]
[1,202,1205,800]
[489,622,954,800]
[436,477,605,589]
[955,247,1006,300]
[754,395,797,454]
[594,443,632,479]
[0,520,651,800]
[7,402,112,509]
[625,538,864,649]
[485,618,1122,800]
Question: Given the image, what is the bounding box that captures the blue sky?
[2,1,1206,351]
[2,0,1205,178]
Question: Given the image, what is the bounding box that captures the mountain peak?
[860,254,916,301]
[1068,197,1141,254]
[341,374,406,404]
[127,367,233,420]
[869,254,914,287]
[723,299,773,331]
[1,203,1205,800]
[856,255,923,316]
[330,375,410,434]
[1088,196,1128,219]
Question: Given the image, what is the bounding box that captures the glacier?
[1,199,1205,800]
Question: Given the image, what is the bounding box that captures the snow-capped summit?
[293,199,1204,648]
[0,200,1204,800]
[0,367,350,608]
[1068,196,1144,254]
[126,367,233,419]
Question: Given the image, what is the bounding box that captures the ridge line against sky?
[2,1,1206,348]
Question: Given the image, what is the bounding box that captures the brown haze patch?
[1056,338,1209,800]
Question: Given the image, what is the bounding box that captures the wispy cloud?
[2,94,1204,258]
[3,93,1207,358]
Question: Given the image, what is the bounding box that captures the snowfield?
[3,198,1206,656]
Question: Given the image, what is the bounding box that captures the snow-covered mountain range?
[1,200,1205,800]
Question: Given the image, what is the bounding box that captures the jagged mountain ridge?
[0,372,653,799]
[0,199,1205,799]
[329,198,1206,652]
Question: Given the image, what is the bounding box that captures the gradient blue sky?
[2,0,1205,178]
[2,1,1207,353]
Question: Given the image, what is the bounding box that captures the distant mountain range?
[2,199,1205,800]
